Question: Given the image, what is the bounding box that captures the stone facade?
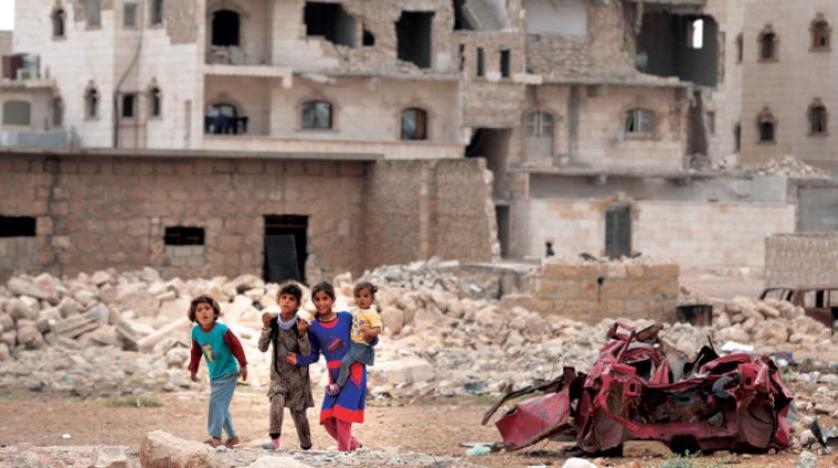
[514,197,796,269]
[0,150,495,280]
[765,232,838,287]
[738,0,838,172]
[502,258,680,324]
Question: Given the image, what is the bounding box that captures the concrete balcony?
[201,134,464,160]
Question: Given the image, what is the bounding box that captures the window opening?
[304,2,356,47]
[151,0,164,25]
[396,11,433,68]
[625,108,655,135]
[401,108,428,140]
[52,8,66,37]
[500,49,511,78]
[301,101,333,129]
[2,100,32,126]
[164,227,205,246]
[122,94,136,118]
[212,10,241,46]
[0,216,36,237]
[124,3,137,27]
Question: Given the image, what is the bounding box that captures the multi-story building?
[0,1,802,279]
[736,0,837,172]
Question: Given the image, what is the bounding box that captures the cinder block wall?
[765,233,838,287]
[505,259,680,324]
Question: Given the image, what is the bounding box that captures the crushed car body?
[483,322,794,454]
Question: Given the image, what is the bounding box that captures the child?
[286,281,376,452]
[258,282,314,450]
[326,281,382,396]
[187,295,248,449]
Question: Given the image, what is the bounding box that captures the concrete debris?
[357,257,499,299]
[132,430,476,467]
[751,155,830,179]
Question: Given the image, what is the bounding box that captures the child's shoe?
[206,437,223,448]
[325,383,340,395]
[224,436,240,449]
[260,438,281,450]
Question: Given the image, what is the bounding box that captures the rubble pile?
[356,257,498,299]
[0,266,835,402]
[0,268,276,396]
[751,155,831,179]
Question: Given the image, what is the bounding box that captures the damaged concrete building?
[0,0,815,279]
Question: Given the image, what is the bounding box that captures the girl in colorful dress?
[286,281,376,452]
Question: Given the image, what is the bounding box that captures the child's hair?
[188,295,221,322]
[353,280,378,298]
[311,281,336,301]
[278,282,303,303]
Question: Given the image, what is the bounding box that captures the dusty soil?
[0,387,830,468]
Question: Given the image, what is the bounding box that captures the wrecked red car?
[483,322,794,454]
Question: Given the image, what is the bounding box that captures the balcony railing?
[204,116,248,135]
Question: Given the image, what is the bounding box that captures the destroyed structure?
[0,0,835,280]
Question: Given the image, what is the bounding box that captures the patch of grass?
[101,395,163,408]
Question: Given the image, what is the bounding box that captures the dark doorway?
[495,205,510,258]
[605,205,631,259]
[212,10,240,46]
[304,2,356,47]
[397,11,434,68]
[264,215,308,283]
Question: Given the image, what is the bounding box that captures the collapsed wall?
[502,256,679,324]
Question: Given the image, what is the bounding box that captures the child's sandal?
[205,437,223,448]
[224,436,240,449]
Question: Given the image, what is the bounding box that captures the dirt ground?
[0,387,829,468]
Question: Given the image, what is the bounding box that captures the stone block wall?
[0,151,496,281]
[503,259,679,324]
[364,158,498,269]
[765,233,838,287]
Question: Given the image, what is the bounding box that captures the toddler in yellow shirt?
[326,281,382,395]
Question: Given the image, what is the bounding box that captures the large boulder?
[372,356,435,386]
[139,430,225,468]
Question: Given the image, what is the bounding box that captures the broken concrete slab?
[137,318,190,352]
[51,310,100,339]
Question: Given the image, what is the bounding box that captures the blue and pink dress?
[296,311,370,424]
